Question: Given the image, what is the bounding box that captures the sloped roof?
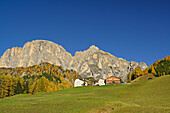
[106,76,121,80]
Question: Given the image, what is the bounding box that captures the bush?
[112,81,115,84]
[126,79,131,83]
[82,82,86,86]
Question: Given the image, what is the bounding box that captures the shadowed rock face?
[0,40,147,82]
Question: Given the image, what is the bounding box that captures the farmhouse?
[74,79,87,87]
[94,79,105,86]
[106,76,121,84]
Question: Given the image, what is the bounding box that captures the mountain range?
[0,40,147,82]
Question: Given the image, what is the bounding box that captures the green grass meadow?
[0,75,170,113]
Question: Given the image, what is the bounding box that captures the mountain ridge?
[0,40,148,81]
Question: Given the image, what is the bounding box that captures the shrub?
[112,81,115,84]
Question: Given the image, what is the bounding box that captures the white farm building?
[94,79,105,86]
[74,79,87,87]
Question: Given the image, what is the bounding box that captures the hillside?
[0,62,82,98]
[127,55,170,82]
[131,73,156,83]
[0,75,170,113]
[147,55,170,76]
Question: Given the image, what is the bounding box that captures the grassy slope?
[0,76,170,113]
[131,73,156,83]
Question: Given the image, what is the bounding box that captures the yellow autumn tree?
[151,67,157,75]
[0,74,15,97]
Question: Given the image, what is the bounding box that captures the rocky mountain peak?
[88,45,99,51]
[74,45,99,58]
[0,40,148,82]
[0,40,72,69]
[24,40,66,52]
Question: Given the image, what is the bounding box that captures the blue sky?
[0,0,169,66]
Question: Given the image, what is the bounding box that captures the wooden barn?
[106,76,121,84]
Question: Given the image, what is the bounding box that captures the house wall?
[94,79,105,86]
[74,79,87,87]
[99,79,105,86]
[106,77,120,84]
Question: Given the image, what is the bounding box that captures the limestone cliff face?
[69,45,147,82]
[0,40,147,82]
[0,47,23,68]
[0,40,72,69]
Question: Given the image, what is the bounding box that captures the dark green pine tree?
[24,81,29,94]
[15,80,23,94]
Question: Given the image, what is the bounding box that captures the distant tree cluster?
[127,67,144,82]
[127,55,170,82]
[147,55,170,77]
[0,62,82,98]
